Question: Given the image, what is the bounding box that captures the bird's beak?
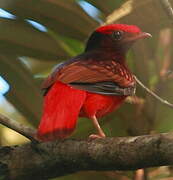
[126,32,152,42]
[125,32,152,42]
[135,32,152,40]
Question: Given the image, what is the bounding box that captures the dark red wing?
[42,58,135,96]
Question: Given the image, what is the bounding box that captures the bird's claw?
[89,134,105,140]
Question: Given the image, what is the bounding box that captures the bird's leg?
[89,115,106,139]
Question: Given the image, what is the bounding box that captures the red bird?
[37,24,151,141]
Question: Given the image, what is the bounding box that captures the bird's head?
[85,24,151,54]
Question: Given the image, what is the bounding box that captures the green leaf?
[0,55,43,126]
[86,0,123,15]
[0,18,70,60]
[1,0,99,40]
[48,30,84,57]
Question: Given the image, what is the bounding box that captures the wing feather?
[42,58,135,96]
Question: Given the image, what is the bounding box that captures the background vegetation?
[1,0,173,179]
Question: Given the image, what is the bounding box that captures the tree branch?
[1,133,173,180]
[0,113,37,143]
[160,0,173,22]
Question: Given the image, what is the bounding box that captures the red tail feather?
[37,81,86,141]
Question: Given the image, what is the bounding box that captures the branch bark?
[0,113,37,143]
[1,133,173,180]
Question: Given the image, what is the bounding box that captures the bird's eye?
[112,31,123,40]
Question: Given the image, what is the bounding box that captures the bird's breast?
[79,92,126,118]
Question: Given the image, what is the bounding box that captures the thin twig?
[0,113,38,143]
[160,0,173,22]
[134,76,173,108]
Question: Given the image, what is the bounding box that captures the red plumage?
[80,92,125,119]
[37,81,86,141]
[37,24,151,141]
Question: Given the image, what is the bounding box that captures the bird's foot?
[89,133,105,140]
